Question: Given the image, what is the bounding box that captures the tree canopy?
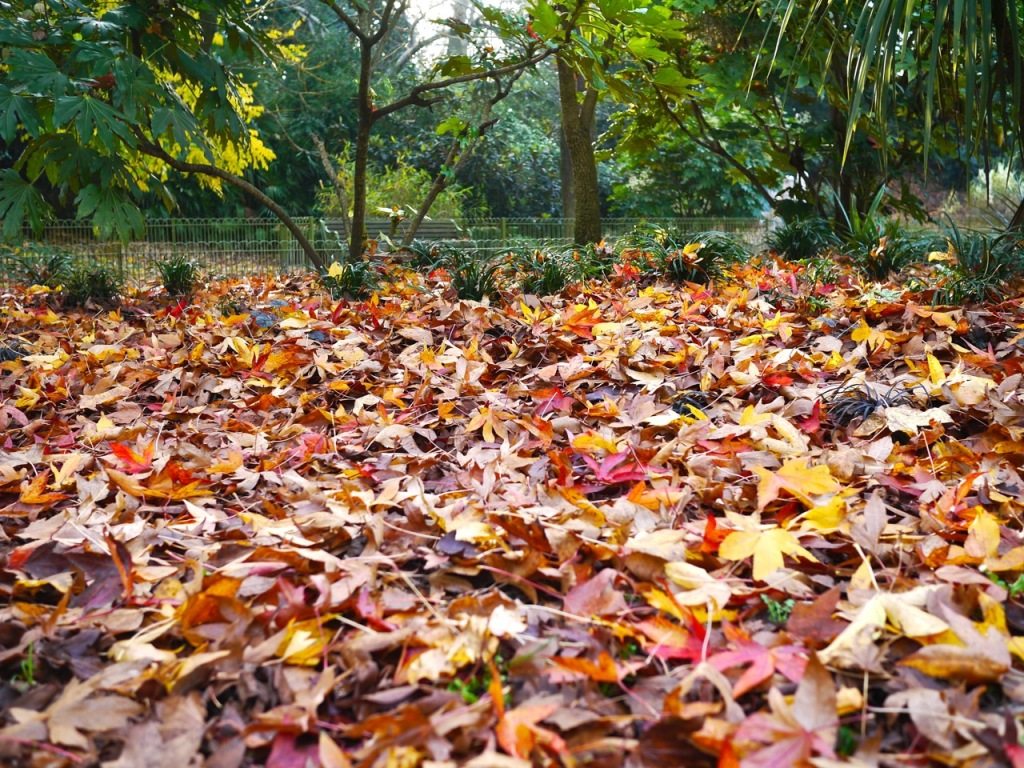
[2,0,1022,258]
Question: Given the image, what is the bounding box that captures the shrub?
[510,249,573,296]
[320,259,379,300]
[767,218,840,261]
[64,264,122,307]
[315,149,472,221]
[9,244,74,289]
[398,239,445,271]
[571,241,619,280]
[444,250,502,301]
[157,254,202,297]
[673,231,747,271]
[618,227,746,283]
[933,224,1024,304]
[850,223,935,281]
[830,187,931,280]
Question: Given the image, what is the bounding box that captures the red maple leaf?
[708,638,807,697]
[110,441,155,474]
[581,451,667,485]
[797,401,822,434]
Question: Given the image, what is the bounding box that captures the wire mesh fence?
[0,218,330,288]
[0,215,771,288]
[450,217,770,255]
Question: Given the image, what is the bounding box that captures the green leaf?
[75,184,144,241]
[651,67,697,97]
[4,50,69,94]
[626,37,669,64]
[0,170,51,240]
[53,95,136,152]
[528,0,560,39]
[438,55,477,77]
[0,86,42,142]
[151,105,199,149]
[436,116,468,136]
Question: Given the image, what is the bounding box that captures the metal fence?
[0,217,333,288]
[324,216,770,251]
[0,215,771,287]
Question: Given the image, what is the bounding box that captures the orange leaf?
[208,450,243,474]
[899,645,1008,683]
[549,651,621,682]
[496,703,566,759]
[19,471,68,506]
[110,441,154,474]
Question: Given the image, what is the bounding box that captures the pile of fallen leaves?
[2,258,1024,768]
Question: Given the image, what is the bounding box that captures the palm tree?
[766,0,1024,226]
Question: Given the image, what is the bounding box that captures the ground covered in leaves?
[3,258,1024,768]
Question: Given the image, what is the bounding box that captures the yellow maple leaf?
[738,404,772,426]
[572,431,620,455]
[465,406,509,443]
[799,495,848,533]
[719,526,818,581]
[14,386,40,409]
[851,318,889,351]
[754,458,840,510]
[965,507,1001,561]
[276,616,337,666]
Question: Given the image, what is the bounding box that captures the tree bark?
[559,128,574,238]
[350,40,374,261]
[557,55,602,245]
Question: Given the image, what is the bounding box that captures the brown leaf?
[637,717,716,768]
[792,652,838,735]
[563,569,627,617]
[786,587,844,648]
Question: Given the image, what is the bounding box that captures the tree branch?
[312,132,350,235]
[384,32,446,72]
[650,83,776,207]
[134,133,326,272]
[370,0,401,44]
[372,48,553,122]
[322,0,366,42]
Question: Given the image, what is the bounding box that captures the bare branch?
[370,0,401,44]
[312,132,351,236]
[322,0,367,42]
[373,47,553,122]
[384,32,446,72]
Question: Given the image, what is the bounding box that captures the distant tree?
[0,0,328,270]
[310,0,550,260]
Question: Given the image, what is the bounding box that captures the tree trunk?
[559,129,574,238]
[556,55,601,245]
[350,41,374,261]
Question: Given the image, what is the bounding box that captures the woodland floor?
[2,258,1024,768]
